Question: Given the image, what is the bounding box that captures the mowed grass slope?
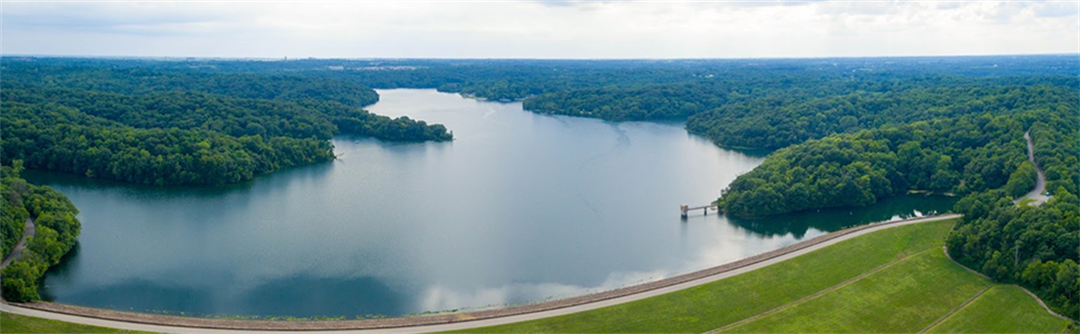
[451,220,958,334]
[0,312,158,334]
[719,249,992,333]
[453,218,1073,333]
[926,285,1072,333]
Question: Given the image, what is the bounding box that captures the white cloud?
[1,1,1075,58]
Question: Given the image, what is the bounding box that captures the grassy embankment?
[0,312,156,333]
[454,219,1073,333]
[2,219,1070,333]
[926,285,1073,333]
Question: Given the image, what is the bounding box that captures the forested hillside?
[0,60,452,186]
[712,84,1076,216]
[687,83,1076,150]
[1,162,81,302]
[946,108,1080,318]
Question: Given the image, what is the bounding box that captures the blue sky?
[2,0,1077,58]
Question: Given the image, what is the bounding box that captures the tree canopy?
[0,60,452,186]
[1,162,82,302]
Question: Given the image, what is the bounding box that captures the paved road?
[0,214,961,334]
[1,218,35,269]
[1018,131,1049,205]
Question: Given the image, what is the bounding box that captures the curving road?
[0,214,960,334]
[1018,131,1049,205]
[0,218,35,269]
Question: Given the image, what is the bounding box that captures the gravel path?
[0,214,960,334]
[1,218,35,269]
[1018,131,1049,205]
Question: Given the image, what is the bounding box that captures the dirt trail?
[1018,131,1049,205]
[1,218,35,269]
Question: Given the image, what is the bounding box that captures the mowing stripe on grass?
[448,220,958,334]
[917,286,992,334]
[720,249,993,333]
[709,248,935,334]
[924,285,1074,334]
[1014,284,1076,322]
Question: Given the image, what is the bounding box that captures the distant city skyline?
[2,1,1077,59]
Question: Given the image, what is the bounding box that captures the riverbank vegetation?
[0,60,451,186]
[1,162,82,302]
[715,112,1033,216]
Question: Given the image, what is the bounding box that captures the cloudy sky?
[2,1,1077,58]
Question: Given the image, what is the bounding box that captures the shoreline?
[2,213,960,333]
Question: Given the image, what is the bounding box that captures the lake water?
[27,89,956,318]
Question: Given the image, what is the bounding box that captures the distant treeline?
[0,60,451,186]
[2,61,380,107]
[2,162,81,302]
[20,55,1078,102]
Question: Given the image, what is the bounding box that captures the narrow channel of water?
[27,89,956,318]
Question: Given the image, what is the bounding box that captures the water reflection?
[726,194,959,238]
[28,89,955,318]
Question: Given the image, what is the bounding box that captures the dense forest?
[1,162,82,302]
[0,60,451,186]
[946,107,1080,318]
[713,84,1077,217]
[19,55,1077,102]
[2,62,380,107]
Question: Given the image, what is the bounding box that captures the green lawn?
[720,249,993,333]
[0,312,160,334]
[450,220,958,333]
[925,285,1073,333]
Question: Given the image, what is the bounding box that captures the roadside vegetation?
[945,107,1080,318]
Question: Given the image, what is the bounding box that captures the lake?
[27,89,956,318]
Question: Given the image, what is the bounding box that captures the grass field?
[451,220,958,333]
[456,218,1073,334]
[0,312,157,334]
[4,219,1070,333]
[925,285,1072,333]
[719,249,992,333]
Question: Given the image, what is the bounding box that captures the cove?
[26,89,956,318]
